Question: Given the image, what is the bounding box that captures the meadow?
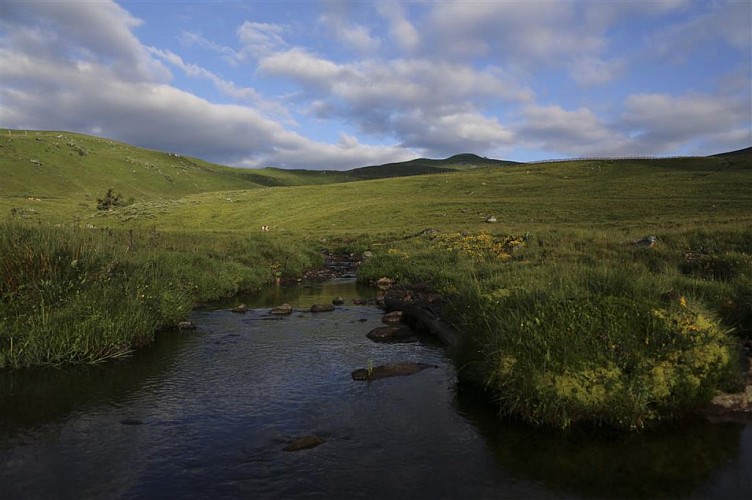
[1,129,750,429]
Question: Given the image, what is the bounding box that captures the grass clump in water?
[359,227,749,430]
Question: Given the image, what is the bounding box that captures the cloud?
[516,105,629,157]
[426,1,603,63]
[1,0,170,82]
[622,92,751,153]
[0,0,416,169]
[319,1,381,54]
[569,56,624,86]
[377,2,419,52]
[258,48,531,153]
[648,1,752,63]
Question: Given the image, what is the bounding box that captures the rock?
[332,296,345,305]
[632,235,657,247]
[310,304,335,313]
[231,304,247,314]
[376,277,393,291]
[178,321,196,330]
[270,303,293,315]
[352,298,368,305]
[351,362,438,381]
[486,216,497,223]
[381,311,404,324]
[362,250,373,259]
[284,435,326,452]
[366,325,415,343]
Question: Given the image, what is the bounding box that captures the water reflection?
[454,384,750,499]
[0,279,750,499]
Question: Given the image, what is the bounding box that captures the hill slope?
[90,156,752,236]
[348,153,519,180]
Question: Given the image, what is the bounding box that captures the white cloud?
[377,2,419,52]
[648,1,752,63]
[319,1,381,54]
[517,105,629,156]
[569,56,624,86]
[622,92,751,152]
[426,1,603,63]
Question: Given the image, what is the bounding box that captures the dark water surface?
[1,279,750,499]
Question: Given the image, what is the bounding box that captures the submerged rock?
[310,303,335,313]
[231,304,248,314]
[284,435,326,452]
[351,362,438,381]
[270,303,293,315]
[178,321,196,330]
[366,325,415,343]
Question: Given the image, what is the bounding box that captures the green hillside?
[348,153,518,180]
[89,155,752,237]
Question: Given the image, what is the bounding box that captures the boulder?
[231,304,247,314]
[366,325,414,343]
[332,296,345,305]
[352,298,368,305]
[381,310,404,324]
[311,303,335,313]
[351,362,438,381]
[362,250,374,259]
[270,303,293,315]
[178,321,196,330]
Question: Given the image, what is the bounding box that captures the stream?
[1,278,750,499]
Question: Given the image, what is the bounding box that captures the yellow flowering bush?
[434,231,526,261]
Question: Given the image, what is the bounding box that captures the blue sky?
[1,0,750,170]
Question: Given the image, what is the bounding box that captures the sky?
[1,1,750,170]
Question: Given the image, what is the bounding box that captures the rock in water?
[270,303,293,315]
[310,304,335,313]
[366,325,414,343]
[351,362,438,381]
[284,436,326,451]
[381,311,403,324]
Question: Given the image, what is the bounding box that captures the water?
[1,279,750,499]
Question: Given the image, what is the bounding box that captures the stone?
[376,277,393,290]
[362,250,374,259]
[310,303,335,313]
[332,296,345,305]
[178,321,196,330]
[632,235,657,247]
[381,311,404,324]
[366,325,414,343]
[351,362,438,381]
[486,216,497,223]
[352,298,368,305]
[270,303,293,315]
[231,304,247,314]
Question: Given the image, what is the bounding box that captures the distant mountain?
[710,146,752,158]
[347,153,519,180]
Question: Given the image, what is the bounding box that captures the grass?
[2,128,750,430]
[0,222,321,368]
[358,226,751,429]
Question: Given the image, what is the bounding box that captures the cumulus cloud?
[426,1,603,63]
[516,105,629,157]
[377,2,419,52]
[622,92,751,153]
[318,14,380,54]
[648,1,752,62]
[0,0,416,169]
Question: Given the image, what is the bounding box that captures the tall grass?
[359,226,751,429]
[0,222,321,368]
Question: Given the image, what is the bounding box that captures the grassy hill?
[86,155,752,238]
[348,153,518,180]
